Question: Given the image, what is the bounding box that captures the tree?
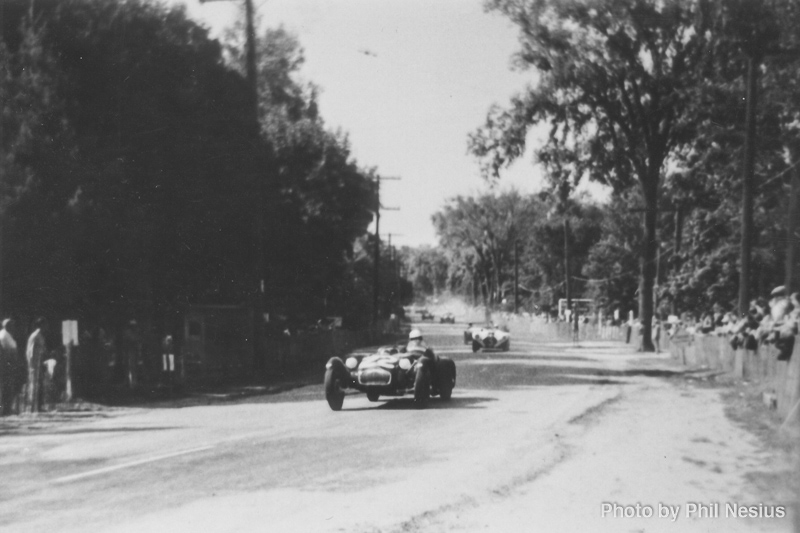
[581,195,642,316]
[0,0,380,339]
[401,246,449,301]
[1,10,83,317]
[432,191,537,308]
[469,0,711,350]
[665,0,800,312]
[247,26,377,319]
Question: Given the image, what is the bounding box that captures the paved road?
[0,321,793,532]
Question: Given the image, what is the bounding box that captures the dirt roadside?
[384,356,800,533]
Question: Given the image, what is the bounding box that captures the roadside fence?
[489,312,799,426]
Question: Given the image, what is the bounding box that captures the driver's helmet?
[408,328,423,341]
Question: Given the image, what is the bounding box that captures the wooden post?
[65,341,73,403]
[514,240,519,314]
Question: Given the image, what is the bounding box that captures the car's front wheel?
[436,358,456,400]
[367,391,380,402]
[324,358,347,411]
[472,341,481,353]
[414,364,430,404]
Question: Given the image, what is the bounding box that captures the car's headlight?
[398,358,411,370]
[345,357,358,369]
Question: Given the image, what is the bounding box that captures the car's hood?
[475,328,510,341]
[359,353,402,371]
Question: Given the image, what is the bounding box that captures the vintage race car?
[439,312,455,324]
[467,325,510,352]
[324,346,456,411]
[420,310,435,321]
[463,323,481,344]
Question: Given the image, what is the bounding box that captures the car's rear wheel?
[414,364,430,404]
[502,341,510,352]
[324,359,346,411]
[367,391,380,402]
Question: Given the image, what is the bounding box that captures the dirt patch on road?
[567,392,623,426]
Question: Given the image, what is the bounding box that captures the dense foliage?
[422,190,615,315]
[0,0,378,330]
[443,0,800,350]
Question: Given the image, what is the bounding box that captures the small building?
[182,305,253,384]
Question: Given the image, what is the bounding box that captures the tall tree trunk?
[671,210,683,315]
[481,272,489,308]
[483,263,495,307]
[494,254,502,307]
[639,172,658,352]
[564,217,571,310]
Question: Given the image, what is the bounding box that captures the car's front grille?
[484,337,496,347]
[359,368,392,385]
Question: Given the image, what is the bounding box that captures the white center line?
[53,445,215,484]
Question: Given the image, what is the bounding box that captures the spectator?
[730,299,765,351]
[756,287,789,343]
[42,348,65,410]
[652,316,661,353]
[699,312,715,334]
[122,320,141,388]
[789,292,800,325]
[758,286,797,360]
[719,312,738,336]
[712,304,726,328]
[0,319,24,416]
[26,317,48,413]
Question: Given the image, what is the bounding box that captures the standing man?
[0,319,22,416]
[123,320,141,389]
[26,317,47,413]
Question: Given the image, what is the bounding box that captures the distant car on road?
[323,345,456,410]
[420,309,434,321]
[439,312,455,324]
[465,324,510,352]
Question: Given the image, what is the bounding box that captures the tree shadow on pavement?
[456,361,700,390]
[0,424,179,437]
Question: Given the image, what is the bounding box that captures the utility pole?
[372,177,400,326]
[383,233,404,312]
[514,240,519,314]
[735,33,800,314]
[739,54,758,317]
[786,148,800,294]
[201,0,263,370]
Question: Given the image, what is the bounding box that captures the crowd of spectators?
[663,286,799,360]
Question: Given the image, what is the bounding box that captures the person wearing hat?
[406,328,427,354]
[404,327,439,360]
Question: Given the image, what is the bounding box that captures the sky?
[165,0,606,247]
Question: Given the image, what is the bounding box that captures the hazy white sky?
[165,0,570,246]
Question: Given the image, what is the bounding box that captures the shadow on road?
[0,424,179,437]
[343,396,496,412]
[455,360,702,390]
